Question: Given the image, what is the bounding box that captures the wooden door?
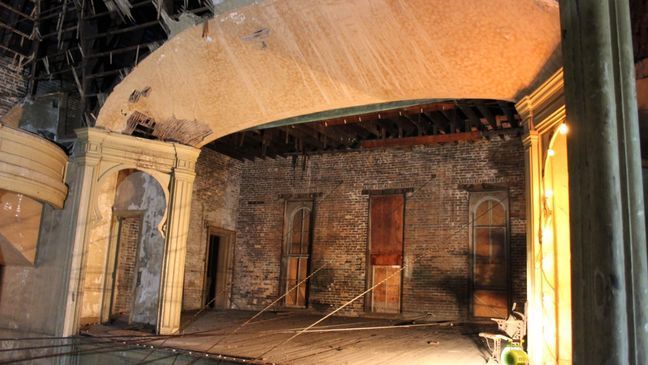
[471,196,509,318]
[369,194,404,313]
[283,201,313,307]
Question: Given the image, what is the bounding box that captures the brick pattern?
[0,57,27,118]
[112,216,141,316]
[232,137,526,320]
[183,149,242,310]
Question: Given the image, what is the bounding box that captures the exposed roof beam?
[0,2,34,21]
[361,131,482,148]
[476,105,497,129]
[498,101,518,127]
[422,112,448,134]
[457,104,481,131]
[280,126,324,150]
[401,114,426,136]
[0,20,33,39]
[0,43,29,58]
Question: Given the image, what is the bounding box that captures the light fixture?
[548,149,555,157]
[542,227,553,243]
[545,189,554,198]
[558,123,569,135]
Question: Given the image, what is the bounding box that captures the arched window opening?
[471,193,509,318]
[283,203,313,307]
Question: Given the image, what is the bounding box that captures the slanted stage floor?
[83,310,493,364]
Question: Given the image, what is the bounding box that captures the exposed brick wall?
[183,149,242,310]
[0,57,27,118]
[112,216,142,316]
[231,137,526,320]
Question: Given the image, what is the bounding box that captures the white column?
[158,157,198,335]
[60,138,101,337]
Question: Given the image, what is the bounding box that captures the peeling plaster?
[97,0,561,147]
[114,171,166,326]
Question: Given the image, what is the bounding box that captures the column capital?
[523,130,539,147]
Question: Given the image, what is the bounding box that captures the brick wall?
[112,216,142,316]
[231,137,526,320]
[183,148,242,310]
[0,57,27,118]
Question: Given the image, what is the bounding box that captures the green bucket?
[500,343,529,365]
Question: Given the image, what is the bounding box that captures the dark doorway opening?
[205,234,220,308]
[109,215,143,323]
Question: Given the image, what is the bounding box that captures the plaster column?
[560,1,648,363]
[522,130,542,364]
[158,160,198,335]
[60,138,101,337]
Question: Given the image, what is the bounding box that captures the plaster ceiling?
[95,0,561,147]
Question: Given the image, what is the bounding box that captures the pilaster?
[158,154,198,335]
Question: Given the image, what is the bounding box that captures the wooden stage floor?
[84,310,492,364]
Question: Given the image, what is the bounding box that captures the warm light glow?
[547,149,555,157]
[558,123,569,135]
[542,227,553,243]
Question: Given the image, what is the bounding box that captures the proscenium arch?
[95,0,561,147]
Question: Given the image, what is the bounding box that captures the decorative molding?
[0,123,68,208]
[62,128,200,336]
[516,68,565,136]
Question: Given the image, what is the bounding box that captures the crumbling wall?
[232,138,526,319]
[183,149,242,310]
[113,171,166,326]
[0,163,83,335]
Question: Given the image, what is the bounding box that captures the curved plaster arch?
[96,0,561,147]
[96,165,170,238]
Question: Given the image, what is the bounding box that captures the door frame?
[101,210,144,324]
[364,193,406,314]
[279,199,315,308]
[467,190,511,318]
[202,226,236,309]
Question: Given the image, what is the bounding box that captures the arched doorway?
[79,169,167,328]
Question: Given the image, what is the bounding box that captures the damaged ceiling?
[95,0,563,147]
[4,1,648,148]
[203,99,521,160]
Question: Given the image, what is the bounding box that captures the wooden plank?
[370,195,404,266]
[0,2,34,20]
[476,105,497,129]
[0,21,31,40]
[457,105,481,131]
[361,131,481,148]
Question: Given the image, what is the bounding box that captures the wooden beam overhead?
[498,101,518,127]
[422,112,448,134]
[476,105,497,129]
[280,126,324,150]
[0,43,29,58]
[0,2,34,21]
[361,131,481,149]
[0,20,33,39]
[457,105,481,131]
[309,124,346,143]
[354,121,381,138]
[401,114,427,136]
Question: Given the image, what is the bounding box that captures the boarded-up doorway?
[203,228,235,309]
[368,194,404,314]
[105,214,143,323]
